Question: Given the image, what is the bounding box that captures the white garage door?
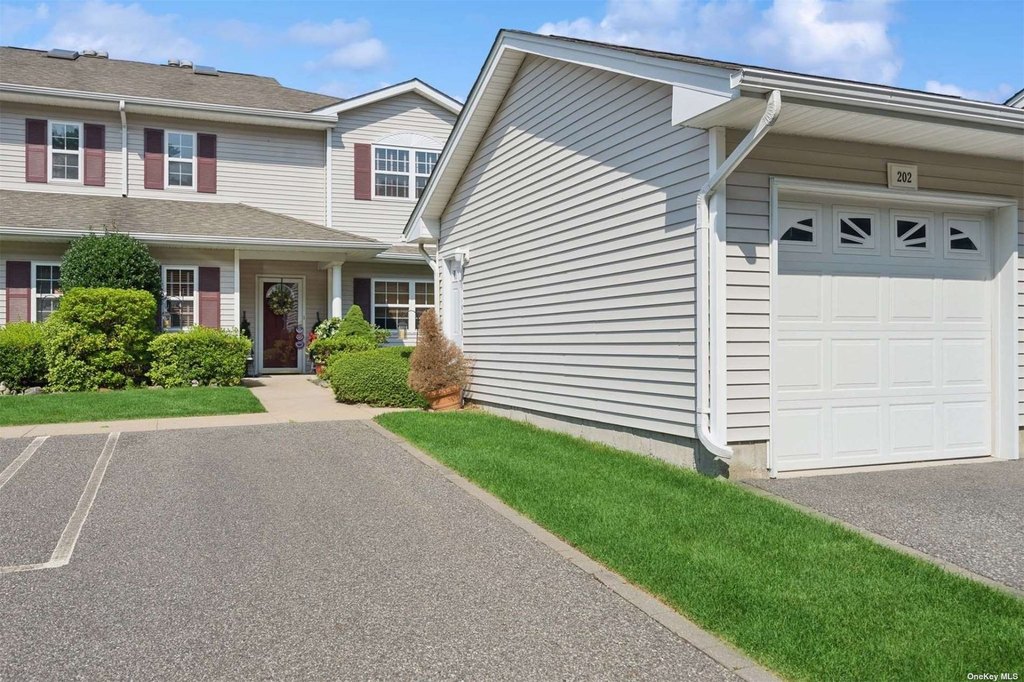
[773,199,994,471]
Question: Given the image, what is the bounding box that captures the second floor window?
[167,132,195,188]
[50,122,81,181]
[374,146,438,200]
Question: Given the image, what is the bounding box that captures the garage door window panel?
[944,215,985,260]
[833,207,879,253]
[779,204,821,252]
[891,211,934,257]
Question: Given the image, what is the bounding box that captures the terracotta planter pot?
[314,363,326,376]
[424,385,462,411]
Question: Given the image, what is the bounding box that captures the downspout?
[417,243,437,272]
[119,100,128,197]
[694,89,782,460]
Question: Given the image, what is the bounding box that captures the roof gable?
[313,79,462,116]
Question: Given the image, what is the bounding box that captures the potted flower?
[408,309,467,411]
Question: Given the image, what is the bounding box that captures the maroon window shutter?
[83,123,106,187]
[25,119,47,183]
[353,143,372,200]
[144,128,164,189]
[198,267,221,328]
[353,278,371,319]
[197,133,217,194]
[5,261,32,323]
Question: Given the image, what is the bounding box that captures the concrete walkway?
[1,375,394,439]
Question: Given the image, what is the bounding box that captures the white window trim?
[47,120,83,184]
[30,261,61,322]
[370,277,435,335]
[371,144,438,201]
[165,130,197,192]
[943,213,987,261]
[833,205,880,254]
[890,210,935,258]
[778,202,822,253]
[161,265,199,331]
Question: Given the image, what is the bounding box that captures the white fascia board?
[313,80,463,116]
[735,69,1024,130]
[0,226,386,250]
[0,83,338,129]
[403,30,738,241]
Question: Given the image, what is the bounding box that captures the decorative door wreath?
[266,282,295,316]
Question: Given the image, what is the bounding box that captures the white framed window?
[48,121,82,182]
[165,131,196,189]
[31,262,61,322]
[833,207,879,254]
[162,265,198,330]
[890,211,934,257]
[943,214,986,260]
[372,279,435,333]
[373,146,439,200]
[778,203,821,252]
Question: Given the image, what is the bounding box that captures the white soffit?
[686,94,1024,161]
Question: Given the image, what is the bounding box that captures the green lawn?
[0,386,265,426]
[376,410,1024,682]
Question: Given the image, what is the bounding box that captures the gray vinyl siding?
[0,103,124,196]
[439,55,706,439]
[0,242,235,329]
[0,103,326,225]
[332,93,457,243]
[128,116,326,225]
[724,131,1024,442]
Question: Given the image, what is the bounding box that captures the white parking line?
[0,436,48,492]
[0,432,119,575]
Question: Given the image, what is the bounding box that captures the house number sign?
[887,163,918,190]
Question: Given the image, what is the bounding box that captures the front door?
[259,278,303,373]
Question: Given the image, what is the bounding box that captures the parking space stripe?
[48,432,120,567]
[0,432,119,575]
[0,437,48,492]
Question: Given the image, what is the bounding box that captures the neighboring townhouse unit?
[407,31,1024,477]
[0,46,459,374]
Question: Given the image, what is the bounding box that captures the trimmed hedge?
[60,233,163,306]
[148,327,251,388]
[0,322,48,389]
[308,334,377,365]
[328,346,426,408]
[44,287,156,391]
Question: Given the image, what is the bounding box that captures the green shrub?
[337,305,374,338]
[148,327,251,388]
[44,288,156,391]
[328,346,426,408]
[0,322,48,389]
[60,232,162,305]
[308,334,377,365]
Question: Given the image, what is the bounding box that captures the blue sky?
[1,0,1021,104]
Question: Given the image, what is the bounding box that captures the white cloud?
[0,2,49,40]
[924,80,1016,104]
[213,19,269,48]
[539,0,901,84]
[33,0,200,62]
[288,18,388,71]
[287,18,370,46]
[751,0,899,83]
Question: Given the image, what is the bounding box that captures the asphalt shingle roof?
[0,190,380,245]
[0,46,341,112]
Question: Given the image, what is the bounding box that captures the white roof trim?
[0,226,386,250]
[405,30,1024,241]
[1006,89,1024,109]
[0,83,339,129]
[313,79,462,116]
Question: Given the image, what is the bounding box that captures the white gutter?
[118,100,128,197]
[0,226,385,250]
[694,89,782,460]
[0,83,339,128]
[417,243,437,272]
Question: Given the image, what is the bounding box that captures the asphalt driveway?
[0,422,735,681]
[749,459,1024,591]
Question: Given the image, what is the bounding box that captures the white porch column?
[331,263,343,318]
[233,249,240,329]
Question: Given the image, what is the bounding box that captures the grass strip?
[377,410,1024,681]
[0,386,265,426]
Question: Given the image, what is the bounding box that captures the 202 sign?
[887,163,919,190]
